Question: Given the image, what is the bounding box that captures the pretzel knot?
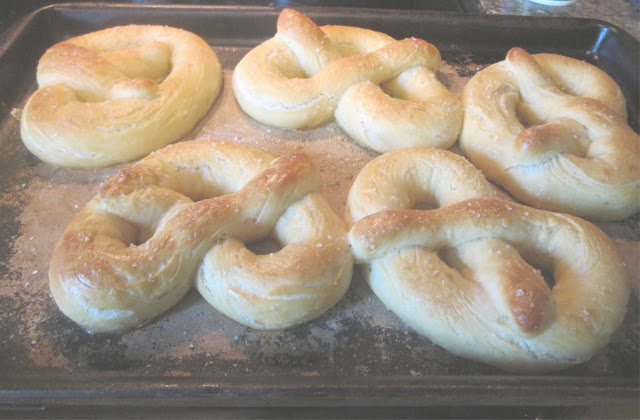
[347,147,629,373]
[49,140,353,333]
[460,47,639,221]
[21,25,223,168]
[232,8,462,153]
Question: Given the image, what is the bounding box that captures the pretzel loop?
[197,193,352,330]
[232,9,462,153]
[21,25,222,168]
[460,47,639,221]
[50,141,352,333]
[346,147,629,372]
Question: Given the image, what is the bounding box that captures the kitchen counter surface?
[481,0,639,39]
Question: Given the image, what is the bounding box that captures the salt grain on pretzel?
[21,25,222,168]
[346,147,629,373]
[232,8,462,153]
[49,140,353,333]
[460,47,639,221]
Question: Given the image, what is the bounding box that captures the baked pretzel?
[49,140,352,333]
[460,47,639,221]
[21,25,222,168]
[232,8,462,153]
[347,147,630,373]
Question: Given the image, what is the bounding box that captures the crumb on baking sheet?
[1,46,637,380]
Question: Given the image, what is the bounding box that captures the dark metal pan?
[0,3,637,415]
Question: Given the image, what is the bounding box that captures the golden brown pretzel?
[49,140,352,333]
[232,8,462,153]
[460,47,639,221]
[21,25,222,168]
[347,147,630,373]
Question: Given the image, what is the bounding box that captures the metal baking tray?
[0,3,638,414]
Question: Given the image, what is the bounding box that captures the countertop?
[481,0,639,39]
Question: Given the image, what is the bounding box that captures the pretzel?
[20,25,222,168]
[49,140,353,333]
[232,8,462,153]
[460,47,639,221]
[346,147,508,224]
[346,147,630,372]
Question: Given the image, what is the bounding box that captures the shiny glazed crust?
[21,25,222,168]
[346,147,630,373]
[232,8,462,153]
[49,140,353,333]
[460,47,639,221]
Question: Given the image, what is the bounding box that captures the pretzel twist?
[347,147,629,373]
[460,47,639,221]
[49,140,352,333]
[21,25,222,168]
[232,8,462,153]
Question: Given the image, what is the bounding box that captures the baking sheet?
[0,3,638,409]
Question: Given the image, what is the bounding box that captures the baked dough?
[347,147,630,373]
[49,140,352,333]
[346,147,509,225]
[460,47,639,221]
[232,8,462,153]
[21,25,222,168]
